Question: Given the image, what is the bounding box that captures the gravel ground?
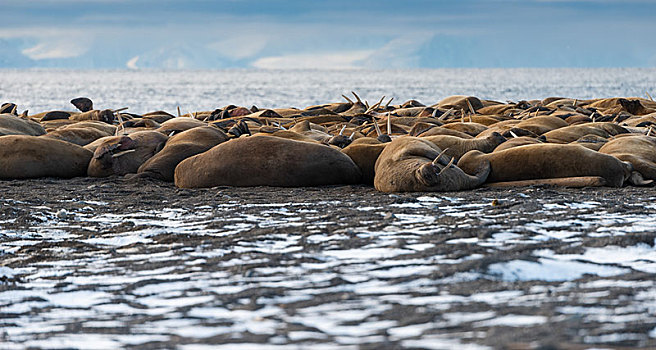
[1,177,656,349]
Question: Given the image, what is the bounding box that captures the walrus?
[70,109,115,124]
[434,95,484,112]
[493,136,543,152]
[156,117,207,135]
[599,135,656,182]
[0,113,46,136]
[136,126,230,181]
[373,136,490,192]
[42,127,111,146]
[422,132,506,161]
[0,135,92,179]
[458,143,632,187]
[514,115,569,135]
[86,131,168,177]
[59,121,117,135]
[174,135,362,188]
[440,122,488,137]
[341,138,388,184]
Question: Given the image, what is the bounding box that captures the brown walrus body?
[0,135,92,179]
[373,136,490,193]
[341,138,388,184]
[174,135,362,188]
[42,127,111,146]
[458,143,631,187]
[599,135,656,180]
[0,113,46,136]
[87,131,168,177]
[422,132,506,161]
[136,126,230,181]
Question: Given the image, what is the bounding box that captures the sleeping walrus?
[174,135,361,188]
[457,143,632,187]
[373,136,490,192]
[0,135,92,179]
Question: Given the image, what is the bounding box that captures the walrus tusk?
[373,120,382,136]
[342,94,353,104]
[177,106,181,118]
[438,157,455,175]
[431,108,439,118]
[351,91,362,103]
[10,104,17,115]
[112,107,129,113]
[466,99,475,115]
[169,131,176,137]
[647,92,654,101]
[460,109,465,123]
[509,130,519,138]
[385,97,393,109]
[349,131,355,140]
[484,176,607,188]
[572,99,578,108]
[339,124,347,136]
[439,108,453,121]
[432,148,450,165]
[112,149,136,158]
[647,126,653,137]
[115,112,125,136]
[387,113,391,135]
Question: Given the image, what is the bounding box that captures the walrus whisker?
[342,94,354,104]
[111,149,136,158]
[438,157,455,175]
[432,148,450,165]
[339,124,347,136]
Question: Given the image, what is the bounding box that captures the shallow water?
[1,68,656,114]
[1,179,655,348]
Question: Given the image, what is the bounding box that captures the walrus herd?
[1,92,656,192]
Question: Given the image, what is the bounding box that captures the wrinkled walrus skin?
[137,126,230,181]
[174,135,362,188]
[0,135,92,179]
[458,143,632,187]
[374,136,490,193]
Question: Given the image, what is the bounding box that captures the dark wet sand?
[1,177,655,349]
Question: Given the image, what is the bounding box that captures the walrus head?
[97,109,115,124]
[93,136,137,168]
[618,98,646,115]
[416,148,491,191]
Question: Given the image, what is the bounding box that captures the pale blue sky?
[1,0,655,68]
